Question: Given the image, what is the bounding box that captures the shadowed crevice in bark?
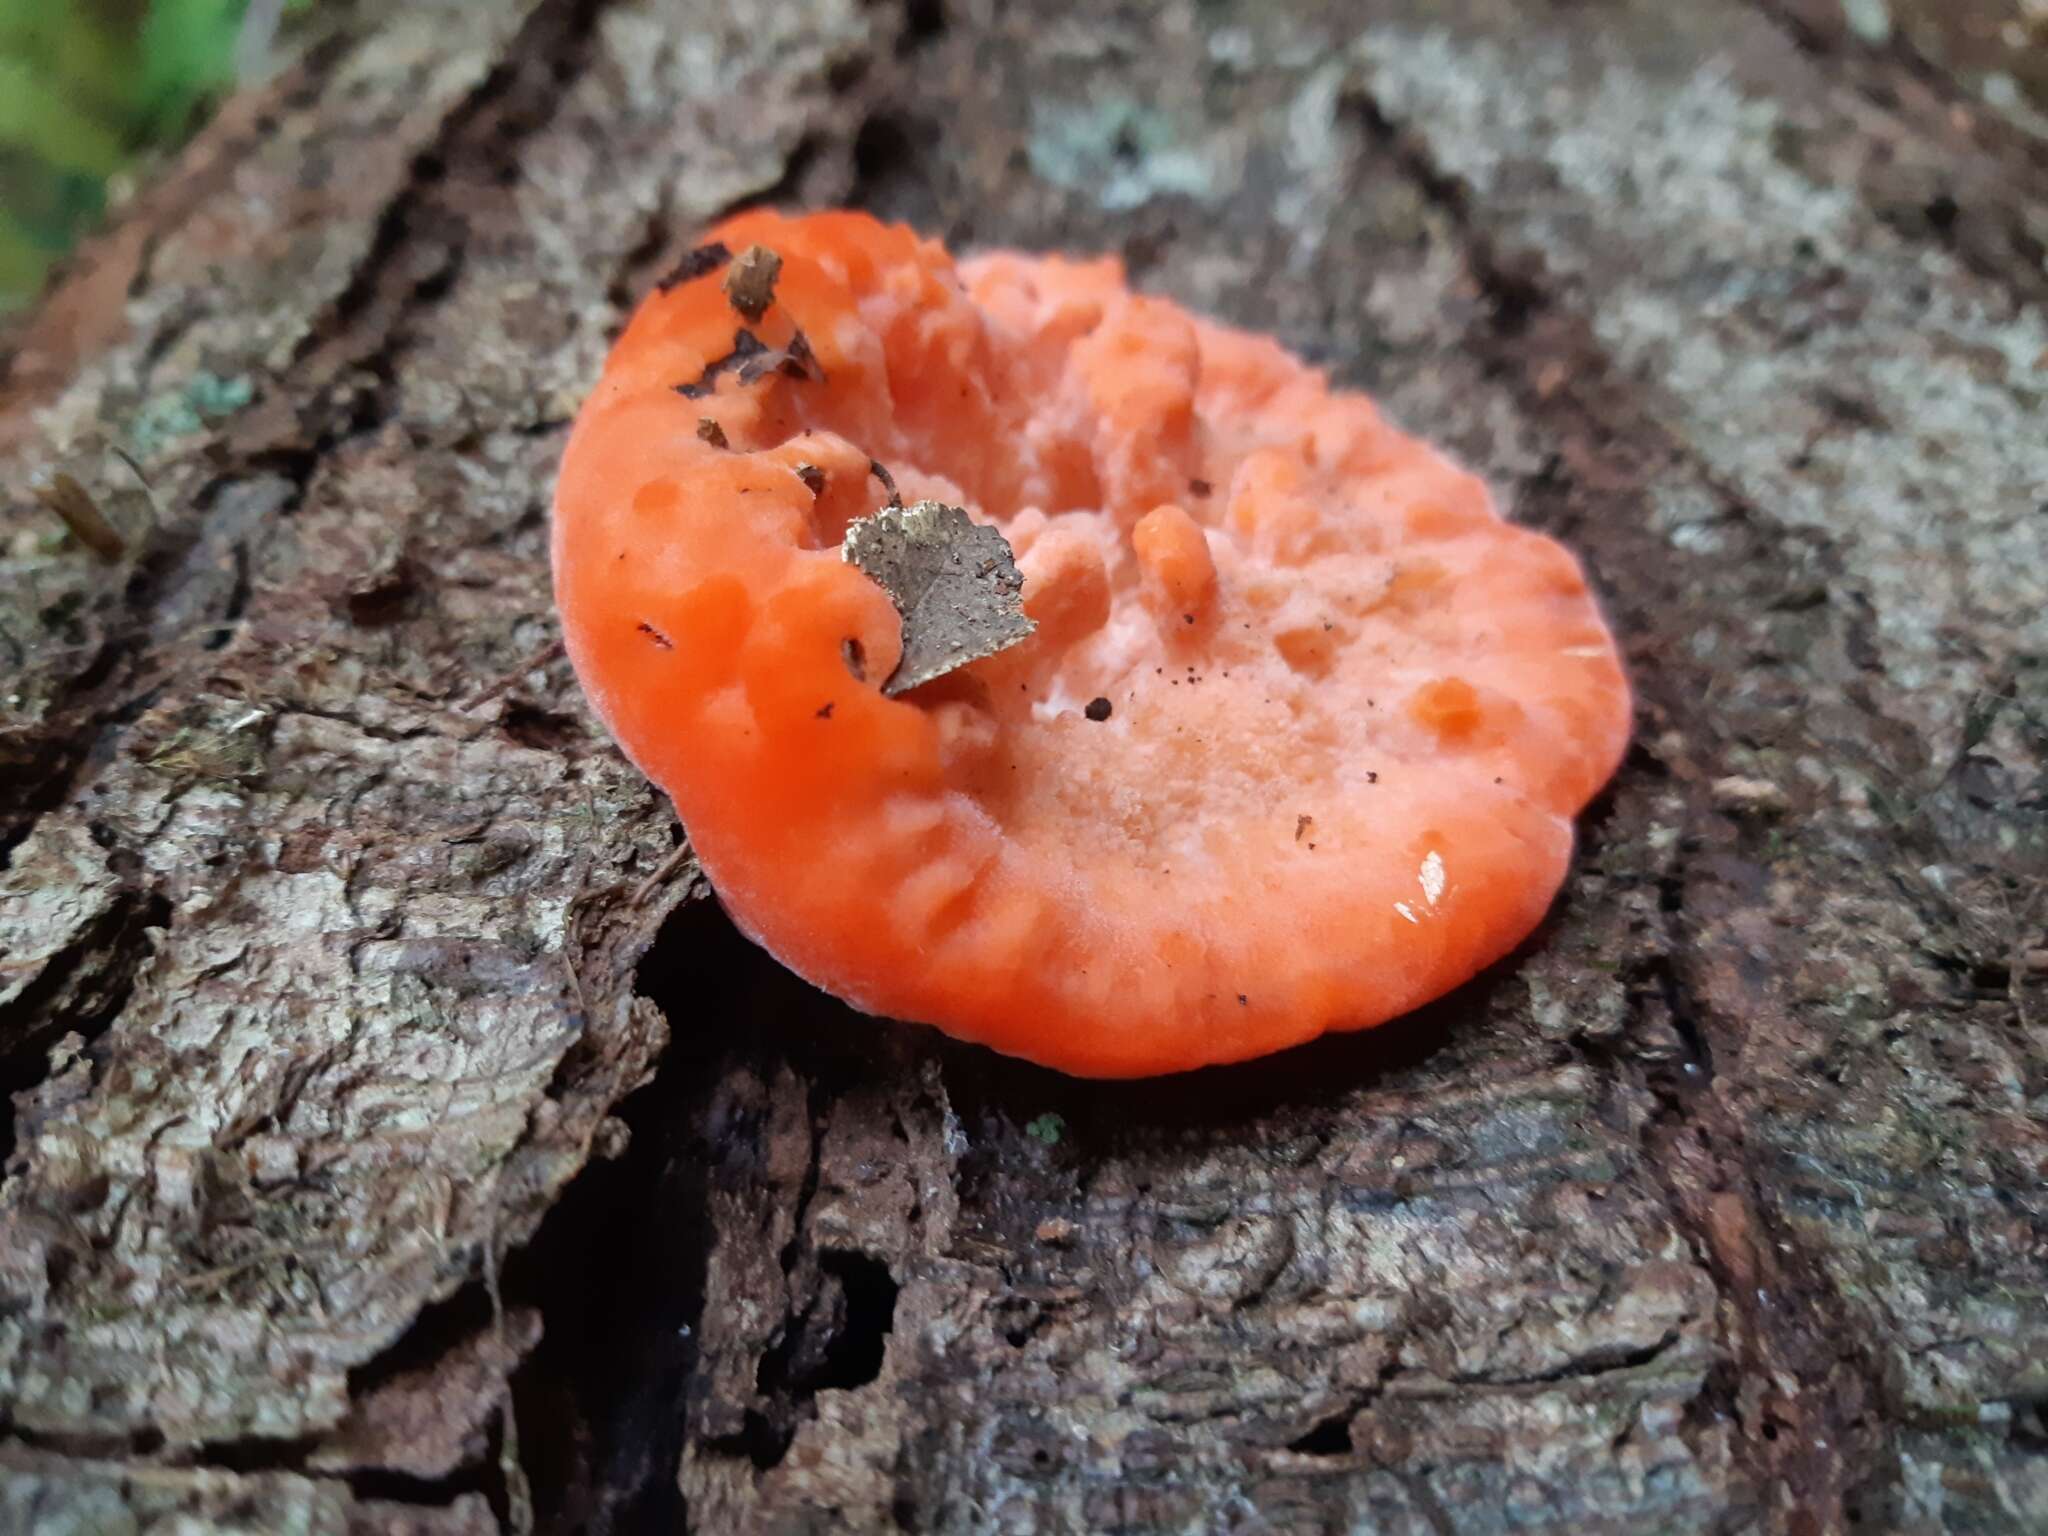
[298,0,615,354]
[0,886,170,1172]
[504,896,752,1535]
[513,885,1532,1530]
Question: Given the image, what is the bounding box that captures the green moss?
[1024,1112,1066,1146]
[0,0,288,307]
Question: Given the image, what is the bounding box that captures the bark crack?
[1338,74,1903,1528]
[0,884,171,1173]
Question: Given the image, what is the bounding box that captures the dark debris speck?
[656,240,731,292]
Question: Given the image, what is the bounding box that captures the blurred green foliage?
[0,0,257,308]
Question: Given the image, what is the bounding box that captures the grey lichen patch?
[1359,26,2048,744]
[1840,0,1893,45]
[0,1450,501,1536]
[841,500,1035,695]
[1027,97,1227,210]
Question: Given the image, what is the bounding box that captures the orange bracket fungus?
[553,210,1631,1077]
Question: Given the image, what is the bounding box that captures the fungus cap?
[553,210,1631,1077]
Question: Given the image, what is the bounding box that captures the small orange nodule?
[1409,676,1485,741]
[1132,503,1217,620]
[1020,525,1112,648]
[554,210,1631,1077]
[1273,621,1341,679]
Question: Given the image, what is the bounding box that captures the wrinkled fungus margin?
[552,209,1631,1076]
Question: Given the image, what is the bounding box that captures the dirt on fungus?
[722,243,784,322]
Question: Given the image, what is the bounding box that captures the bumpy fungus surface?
[553,210,1631,1077]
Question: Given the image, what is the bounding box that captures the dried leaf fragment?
[30,469,126,561]
[736,328,824,386]
[675,329,768,398]
[1711,775,1789,816]
[842,500,1036,695]
[722,244,783,321]
[676,326,825,398]
[780,330,824,382]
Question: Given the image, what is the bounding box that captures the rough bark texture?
[1,0,2044,1532]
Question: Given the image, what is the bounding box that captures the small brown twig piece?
[868,457,904,508]
[632,840,695,906]
[462,639,566,710]
[722,244,782,322]
[30,468,126,561]
[108,445,161,522]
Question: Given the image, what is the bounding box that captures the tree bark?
[1,1,2044,1532]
